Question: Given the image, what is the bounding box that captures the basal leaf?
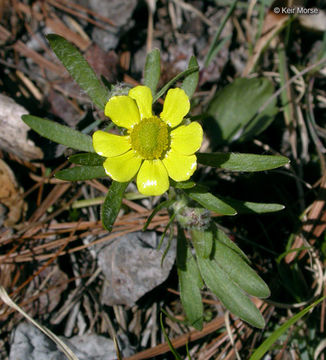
[197,152,289,172]
[102,181,129,232]
[215,226,250,263]
[206,77,277,144]
[55,166,106,181]
[191,228,213,259]
[186,187,237,216]
[68,153,105,166]
[22,115,94,152]
[47,34,108,110]
[197,256,265,328]
[177,228,203,330]
[144,48,161,96]
[181,56,199,99]
[213,237,270,298]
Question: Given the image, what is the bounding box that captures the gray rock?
[98,231,176,306]
[88,0,138,50]
[9,322,125,360]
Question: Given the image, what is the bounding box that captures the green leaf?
[102,181,129,232]
[144,48,161,96]
[213,235,270,298]
[55,166,106,181]
[181,56,199,99]
[197,152,289,172]
[160,314,183,360]
[68,153,105,166]
[170,179,196,189]
[220,197,285,214]
[197,256,265,328]
[206,77,278,144]
[177,228,203,330]
[143,199,173,231]
[191,228,213,259]
[204,0,238,67]
[186,187,237,216]
[215,226,250,263]
[250,296,326,360]
[153,66,199,103]
[47,34,108,110]
[22,115,94,152]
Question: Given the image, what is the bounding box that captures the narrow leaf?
[177,228,203,330]
[144,48,161,95]
[197,152,289,172]
[47,34,108,110]
[22,115,94,152]
[186,187,237,216]
[215,226,250,263]
[153,66,199,103]
[213,238,270,298]
[191,228,213,259]
[197,256,265,328]
[68,153,105,166]
[55,166,106,181]
[220,197,285,214]
[102,181,129,232]
[250,296,326,360]
[143,199,173,231]
[181,56,199,99]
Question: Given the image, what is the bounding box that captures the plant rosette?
[92,85,203,196]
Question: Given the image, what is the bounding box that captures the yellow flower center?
[130,117,169,159]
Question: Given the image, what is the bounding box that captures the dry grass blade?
[0,287,79,360]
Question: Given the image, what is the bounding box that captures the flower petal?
[105,96,140,129]
[128,86,153,119]
[136,160,169,196]
[160,88,190,127]
[93,130,131,157]
[170,122,203,155]
[103,150,142,182]
[163,149,197,181]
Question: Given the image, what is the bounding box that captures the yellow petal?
[105,96,140,129]
[170,122,203,155]
[103,150,142,182]
[163,149,197,181]
[128,86,153,119]
[160,88,190,127]
[136,160,169,196]
[93,130,131,157]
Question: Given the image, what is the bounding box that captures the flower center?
[130,117,169,159]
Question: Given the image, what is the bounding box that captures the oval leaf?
[197,256,265,328]
[186,187,237,216]
[144,48,161,96]
[102,181,129,232]
[22,115,94,152]
[47,34,108,110]
[181,56,199,99]
[197,152,289,172]
[68,153,105,166]
[206,77,277,144]
[213,238,270,298]
[177,229,203,330]
[55,166,106,181]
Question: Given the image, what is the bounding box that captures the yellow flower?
[92,85,203,196]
